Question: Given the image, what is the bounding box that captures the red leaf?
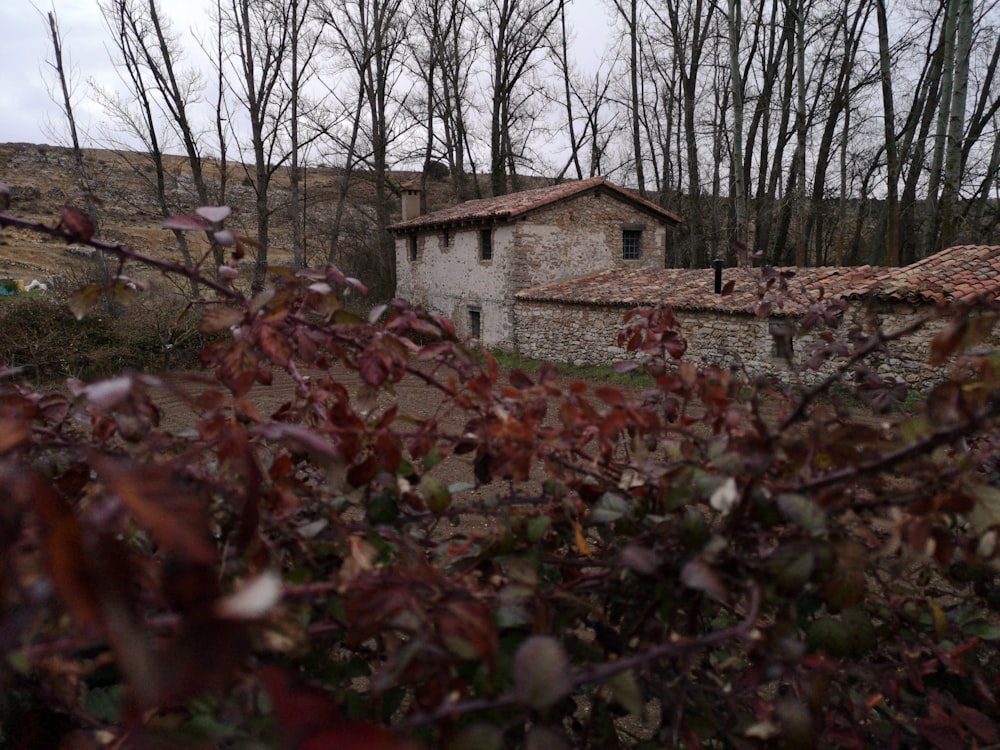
[67,284,103,320]
[0,416,31,452]
[94,457,216,565]
[664,332,687,359]
[613,360,639,374]
[509,369,534,390]
[347,454,377,487]
[930,318,966,366]
[201,307,245,333]
[258,665,422,750]
[31,475,103,628]
[203,340,259,398]
[259,324,293,367]
[595,386,626,407]
[60,205,95,242]
[916,717,965,750]
[951,705,998,744]
[721,279,735,296]
[359,353,387,387]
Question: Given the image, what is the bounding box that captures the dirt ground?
[149,363,525,512]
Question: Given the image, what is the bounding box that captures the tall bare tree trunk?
[45,11,111,293]
[727,0,746,254]
[876,0,900,265]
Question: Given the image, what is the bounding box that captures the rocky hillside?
[0,142,443,292]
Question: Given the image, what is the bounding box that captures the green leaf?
[84,685,123,723]
[527,516,550,542]
[776,493,827,534]
[962,619,1000,641]
[423,447,443,471]
[608,669,644,716]
[421,476,451,514]
[590,493,629,524]
[680,508,710,550]
[806,617,850,657]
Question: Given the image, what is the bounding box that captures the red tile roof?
[386,177,683,231]
[864,244,1000,303]
[516,265,880,315]
[516,245,1000,314]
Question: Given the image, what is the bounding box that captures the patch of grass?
[488,348,655,388]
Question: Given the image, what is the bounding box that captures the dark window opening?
[469,308,482,339]
[769,319,794,361]
[408,235,418,261]
[479,229,493,261]
[622,229,642,260]
[442,229,450,248]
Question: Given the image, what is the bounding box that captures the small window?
[479,229,493,261]
[622,228,642,260]
[769,319,794,361]
[442,229,450,248]
[408,235,418,261]
[469,308,482,339]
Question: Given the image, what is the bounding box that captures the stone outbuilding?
[387,177,682,347]
[513,244,1000,387]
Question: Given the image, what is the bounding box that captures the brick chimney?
[401,181,423,222]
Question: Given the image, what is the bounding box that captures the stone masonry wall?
[395,189,676,349]
[396,225,518,346]
[514,299,1000,388]
[509,192,667,292]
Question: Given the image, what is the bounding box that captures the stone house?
[387,177,683,348]
[513,244,1000,388]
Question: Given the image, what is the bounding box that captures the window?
[622,228,642,260]
[442,229,451,248]
[408,235,418,261]
[769,319,794,361]
[468,308,482,339]
[479,229,493,261]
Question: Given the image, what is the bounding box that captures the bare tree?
[222,0,293,293]
[320,0,410,294]
[479,0,561,196]
[285,0,323,270]
[42,9,112,291]
[97,0,202,296]
[611,0,646,195]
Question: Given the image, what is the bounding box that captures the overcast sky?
[0,0,615,149]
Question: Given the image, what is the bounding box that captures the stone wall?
[508,192,667,292]
[514,298,998,388]
[396,224,518,345]
[395,189,676,349]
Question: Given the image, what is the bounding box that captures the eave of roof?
[516,245,1000,314]
[386,177,683,233]
[863,244,1000,304]
[515,265,882,315]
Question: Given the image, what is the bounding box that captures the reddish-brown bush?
[1,198,999,748]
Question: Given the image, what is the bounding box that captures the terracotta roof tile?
[515,245,1000,313]
[516,265,879,315]
[386,177,683,231]
[863,245,1000,303]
